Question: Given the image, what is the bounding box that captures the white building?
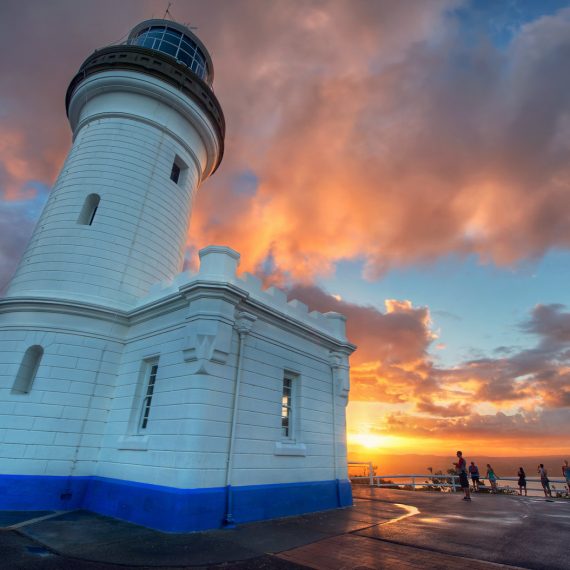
[0,19,355,532]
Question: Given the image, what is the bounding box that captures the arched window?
[77,194,100,225]
[12,345,44,394]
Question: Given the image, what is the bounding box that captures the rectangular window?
[170,155,188,186]
[281,374,294,438]
[139,362,158,430]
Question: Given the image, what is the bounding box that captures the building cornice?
[243,295,356,353]
[66,46,225,178]
[0,279,356,354]
[0,297,129,325]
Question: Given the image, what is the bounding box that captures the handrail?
[347,461,374,486]
[349,473,569,495]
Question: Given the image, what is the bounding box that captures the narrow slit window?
[139,362,159,430]
[77,193,100,225]
[170,155,187,185]
[88,204,98,225]
[12,345,43,394]
[281,375,293,438]
[170,162,181,184]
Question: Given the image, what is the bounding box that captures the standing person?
[453,451,471,501]
[562,460,570,494]
[486,464,498,493]
[469,461,480,492]
[538,464,552,497]
[517,467,527,496]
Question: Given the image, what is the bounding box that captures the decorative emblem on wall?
[329,351,351,403]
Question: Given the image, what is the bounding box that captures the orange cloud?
[3,2,570,277]
[188,4,570,281]
[2,2,570,454]
[288,285,570,451]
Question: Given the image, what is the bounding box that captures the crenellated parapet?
[138,245,350,344]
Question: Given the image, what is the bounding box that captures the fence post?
[452,476,457,493]
[412,476,416,490]
[368,463,374,487]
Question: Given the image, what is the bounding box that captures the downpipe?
[224,311,256,527]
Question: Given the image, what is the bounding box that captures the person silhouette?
[538,464,552,497]
[453,451,471,501]
[517,467,527,496]
[469,461,480,492]
[486,464,498,493]
[562,460,570,494]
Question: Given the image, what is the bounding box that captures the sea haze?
[348,453,567,479]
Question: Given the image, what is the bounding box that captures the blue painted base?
[0,475,353,532]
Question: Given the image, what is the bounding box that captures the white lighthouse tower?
[0,20,355,532]
[7,20,223,308]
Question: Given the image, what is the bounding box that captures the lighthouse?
[0,20,355,532]
[7,20,224,308]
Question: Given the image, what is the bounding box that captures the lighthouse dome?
[126,19,214,85]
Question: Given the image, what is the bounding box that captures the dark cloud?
[287,284,434,364]
[432,310,462,322]
[521,303,570,345]
[287,283,570,427]
[381,407,570,441]
[415,398,469,418]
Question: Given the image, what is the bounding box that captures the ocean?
[347,453,569,497]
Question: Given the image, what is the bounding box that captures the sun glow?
[348,432,406,450]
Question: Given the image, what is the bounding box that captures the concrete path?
[0,488,568,569]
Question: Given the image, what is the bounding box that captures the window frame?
[138,359,159,432]
[281,371,298,441]
[130,26,209,81]
[170,155,187,186]
[170,162,181,184]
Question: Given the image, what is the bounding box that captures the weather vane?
[163,2,173,20]
[163,1,198,30]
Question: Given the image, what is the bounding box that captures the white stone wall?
[231,322,339,486]
[90,248,352,490]
[94,308,346,489]
[7,72,216,309]
[0,248,353,490]
[0,307,124,477]
[97,303,202,487]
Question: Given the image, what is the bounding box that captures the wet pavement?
[1,487,568,569]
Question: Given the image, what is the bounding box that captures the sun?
[348,432,404,450]
[354,433,381,449]
[347,430,414,452]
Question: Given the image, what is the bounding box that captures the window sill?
[274,441,306,456]
[117,435,149,451]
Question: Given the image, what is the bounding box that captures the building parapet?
[138,245,349,343]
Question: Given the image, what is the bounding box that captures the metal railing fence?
[347,464,569,495]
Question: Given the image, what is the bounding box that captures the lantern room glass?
[128,25,209,82]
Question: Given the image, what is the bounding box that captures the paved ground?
[0,488,568,569]
[281,488,570,569]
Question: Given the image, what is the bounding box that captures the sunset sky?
[1,0,570,457]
